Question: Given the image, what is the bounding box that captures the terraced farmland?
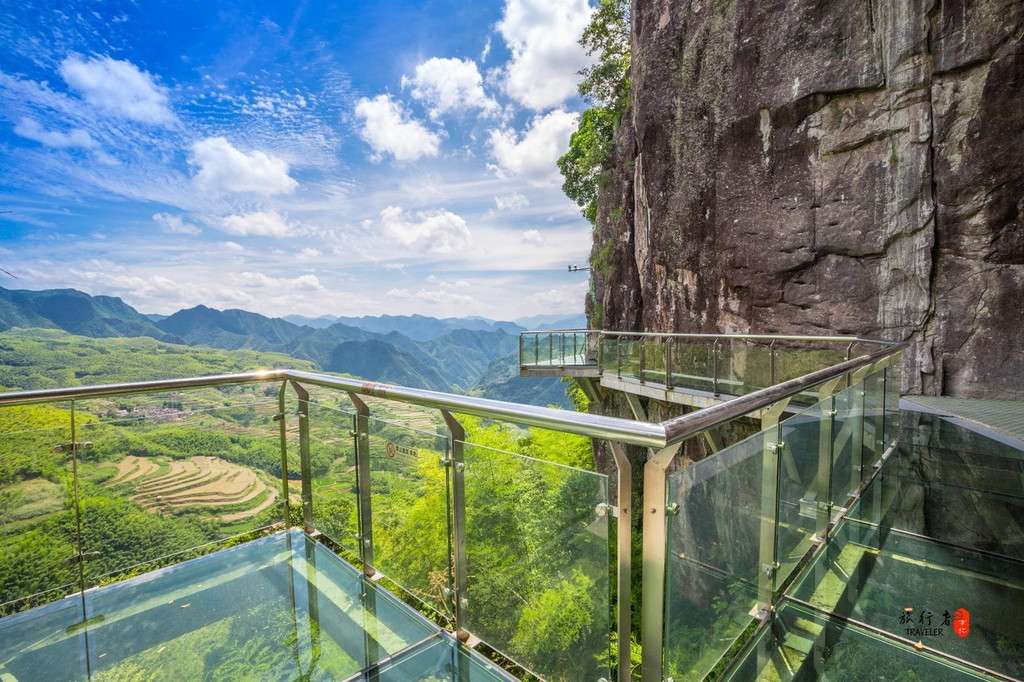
[110,455,278,522]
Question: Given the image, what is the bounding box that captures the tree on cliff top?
[559,0,630,225]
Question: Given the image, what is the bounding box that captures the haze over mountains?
[0,286,584,408]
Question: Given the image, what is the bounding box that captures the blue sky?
[0,0,596,321]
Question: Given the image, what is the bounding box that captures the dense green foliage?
[558,0,631,225]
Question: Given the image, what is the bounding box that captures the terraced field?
[110,455,277,522]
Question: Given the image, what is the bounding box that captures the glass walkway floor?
[0,529,516,681]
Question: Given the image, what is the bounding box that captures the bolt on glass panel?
[462,442,610,681]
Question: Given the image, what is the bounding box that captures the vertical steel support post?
[596,331,603,371]
[713,339,722,396]
[440,411,470,639]
[289,381,314,533]
[559,332,566,366]
[276,382,292,527]
[769,340,777,385]
[759,401,787,603]
[640,443,682,682]
[348,394,374,573]
[616,335,623,377]
[639,337,646,383]
[548,333,553,366]
[607,442,633,682]
[665,338,674,389]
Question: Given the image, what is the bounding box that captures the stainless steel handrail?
[0,339,907,450]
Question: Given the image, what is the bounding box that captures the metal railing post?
[639,337,646,383]
[441,410,469,640]
[289,381,314,532]
[276,382,292,527]
[713,339,722,396]
[640,443,682,681]
[608,443,633,682]
[348,394,374,573]
[665,338,674,390]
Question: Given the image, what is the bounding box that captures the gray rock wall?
[593,0,1024,398]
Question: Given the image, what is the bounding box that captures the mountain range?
[0,286,585,407]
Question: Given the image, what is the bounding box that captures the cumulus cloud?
[14,117,97,149]
[402,57,498,119]
[377,206,471,254]
[220,211,293,237]
[153,213,201,235]
[496,0,594,110]
[228,271,325,292]
[386,287,476,306]
[488,110,578,186]
[354,94,442,162]
[521,229,544,246]
[190,137,298,196]
[59,55,176,126]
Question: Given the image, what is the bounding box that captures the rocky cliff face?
[592,0,1024,398]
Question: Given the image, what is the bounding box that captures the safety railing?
[0,336,906,681]
[521,330,897,398]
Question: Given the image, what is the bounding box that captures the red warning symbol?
[386,441,397,458]
[953,608,970,638]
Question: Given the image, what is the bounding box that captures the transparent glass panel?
[669,340,716,393]
[829,382,863,506]
[618,337,641,380]
[464,443,610,681]
[791,520,1024,679]
[776,400,829,588]
[307,400,359,556]
[719,340,772,395]
[728,600,998,680]
[73,385,283,590]
[774,345,849,384]
[862,369,884,462]
[643,338,667,385]
[883,362,901,447]
[664,431,768,680]
[366,416,452,620]
[0,591,86,682]
[600,336,619,375]
[0,401,79,612]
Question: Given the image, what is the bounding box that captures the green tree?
[558,0,631,225]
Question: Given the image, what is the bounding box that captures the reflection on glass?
[664,431,766,680]
[307,401,359,556]
[366,417,452,620]
[72,386,283,590]
[464,443,609,681]
[0,401,78,613]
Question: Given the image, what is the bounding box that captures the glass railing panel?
[642,338,667,384]
[463,442,610,681]
[718,340,772,395]
[883,362,901,447]
[664,430,768,681]
[74,385,283,590]
[829,382,863,506]
[773,345,849,384]
[365,415,453,621]
[618,337,641,380]
[667,340,715,393]
[776,399,829,588]
[862,369,885,462]
[0,401,78,613]
[600,336,619,375]
[306,400,359,555]
[790,519,1024,679]
[0,592,86,681]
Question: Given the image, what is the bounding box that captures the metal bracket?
[595,503,618,518]
[761,561,780,578]
[768,441,785,455]
[666,502,680,516]
[62,551,101,567]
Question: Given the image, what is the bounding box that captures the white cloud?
[153,213,201,235]
[496,0,594,110]
[522,280,589,309]
[488,110,578,186]
[386,287,476,306]
[377,206,471,254]
[59,55,176,126]
[190,137,298,196]
[297,247,321,259]
[402,57,498,119]
[495,192,529,211]
[14,117,97,149]
[354,94,442,162]
[228,271,325,292]
[223,241,244,251]
[521,229,544,246]
[220,211,293,237]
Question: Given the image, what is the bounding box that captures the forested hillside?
[0,286,573,407]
